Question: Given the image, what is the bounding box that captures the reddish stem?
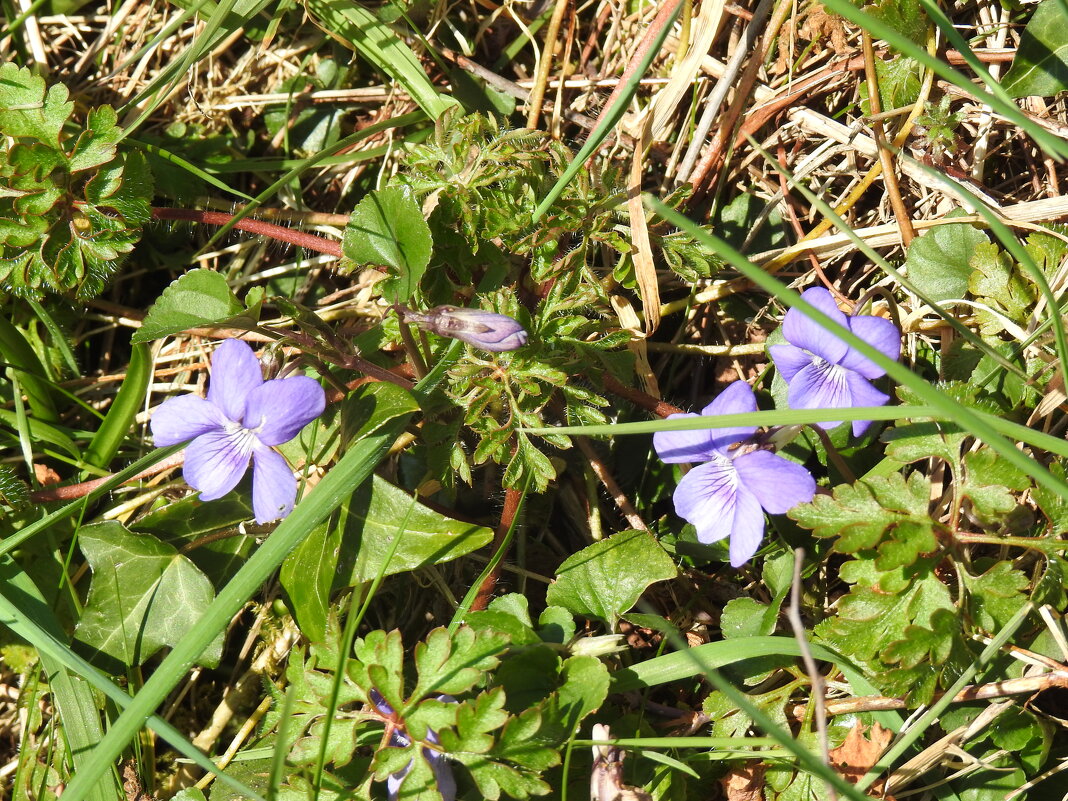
[152,207,343,258]
[470,486,524,612]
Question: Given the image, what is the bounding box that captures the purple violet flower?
[654,381,816,567]
[769,287,901,437]
[371,690,457,801]
[398,305,528,352]
[150,339,326,524]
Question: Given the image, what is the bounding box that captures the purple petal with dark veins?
[207,339,264,423]
[769,343,813,383]
[734,450,816,514]
[726,486,769,568]
[782,287,850,364]
[244,376,326,446]
[839,315,901,379]
[150,394,226,446]
[845,370,890,437]
[182,428,252,501]
[698,380,760,456]
[786,360,851,429]
[251,444,296,524]
[673,459,769,567]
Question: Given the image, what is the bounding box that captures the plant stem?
[152,207,343,258]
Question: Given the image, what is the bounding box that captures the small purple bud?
[399,305,528,352]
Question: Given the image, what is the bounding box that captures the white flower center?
[224,420,260,455]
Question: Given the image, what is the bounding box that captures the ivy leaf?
[74,522,221,671]
[342,185,432,303]
[789,472,938,569]
[1002,0,1068,98]
[545,530,677,625]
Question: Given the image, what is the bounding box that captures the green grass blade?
[647,196,1068,507]
[0,314,59,423]
[85,343,153,469]
[57,411,414,800]
[821,0,1068,159]
[129,138,255,200]
[531,2,682,222]
[0,557,266,801]
[304,0,454,120]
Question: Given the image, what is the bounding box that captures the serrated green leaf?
[342,186,432,303]
[67,105,122,172]
[132,269,249,343]
[904,217,987,302]
[74,522,221,670]
[881,608,972,705]
[0,64,71,145]
[1002,0,1068,97]
[544,530,677,624]
[1034,461,1068,535]
[411,627,508,702]
[960,448,1031,524]
[962,562,1030,630]
[968,241,1034,335]
[790,472,937,567]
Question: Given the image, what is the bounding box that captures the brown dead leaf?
[722,761,765,801]
[829,721,894,783]
[33,463,60,486]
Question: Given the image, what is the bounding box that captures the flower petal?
[769,343,812,383]
[244,376,327,446]
[673,458,738,544]
[207,339,264,423]
[654,414,718,464]
[150,394,226,446]
[845,370,890,437]
[839,315,902,379]
[734,450,816,514]
[699,380,759,455]
[727,487,768,568]
[251,444,297,524]
[183,428,252,501]
[426,748,457,801]
[786,360,850,429]
[783,287,850,364]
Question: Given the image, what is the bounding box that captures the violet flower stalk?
[654,381,816,567]
[397,305,528,352]
[769,287,901,436]
[150,339,326,524]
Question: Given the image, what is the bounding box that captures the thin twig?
[470,486,524,612]
[152,207,343,258]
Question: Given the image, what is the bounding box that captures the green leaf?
[962,562,1030,631]
[132,269,251,343]
[74,522,221,670]
[0,67,152,298]
[544,530,677,624]
[1034,461,1068,534]
[960,448,1031,524]
[304,0,454,119]
[338,475,494,585]
[342,185,432,303]
[411,626,509,702]
[903,217,988,302]
[968,241,1035,336]
[720,597,777,639]
[554,654,609,726]
[0,64,71,145]
[1002,0,1068,97]
[789,472,938,569]
[881,608,972,705]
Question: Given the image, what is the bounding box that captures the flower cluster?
[655,288,901,566]
[151,339,326,524]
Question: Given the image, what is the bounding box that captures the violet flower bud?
[398,305,528,352]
